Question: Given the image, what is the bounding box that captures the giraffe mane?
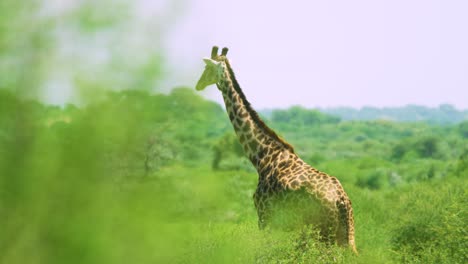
[223,59,295,153]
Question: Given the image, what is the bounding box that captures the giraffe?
[196,46,357,254]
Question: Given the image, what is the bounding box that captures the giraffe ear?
[203,58,220,66]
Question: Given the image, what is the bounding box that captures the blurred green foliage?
[0,2,467,263]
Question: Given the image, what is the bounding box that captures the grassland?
[0,89,467,263]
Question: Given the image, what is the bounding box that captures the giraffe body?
[196,46,357,253]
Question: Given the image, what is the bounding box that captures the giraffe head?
[195,46,229,91]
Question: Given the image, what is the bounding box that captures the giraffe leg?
[336,197,358,254]
[254,192,270,230]
[336,199,349,246]
[320,217,338,244]
[257,205,272,230]
[258,215,267,230]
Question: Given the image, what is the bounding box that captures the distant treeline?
[262,104,467,124]
[321,104,468,124]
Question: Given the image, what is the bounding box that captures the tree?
[391,143,408,161]
[212,133,244,170]
[458,121,468,138]
[271,106,340,127]
[415,137,440,158]
[0,0,52,96]
[454,149,468,177]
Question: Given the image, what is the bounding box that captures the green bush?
[391,178,468,263]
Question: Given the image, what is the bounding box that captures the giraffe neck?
[217,59,294,169]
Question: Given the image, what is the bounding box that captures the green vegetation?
[1,88,467,263]
[319,104,468,124]
[1,2,467,263]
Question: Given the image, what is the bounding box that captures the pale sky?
[163,0,468,109]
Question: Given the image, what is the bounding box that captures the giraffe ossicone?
[211,46,219,59]
[196,46,357,254]
[221,47,229,56]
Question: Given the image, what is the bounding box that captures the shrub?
[391,179,467,263]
